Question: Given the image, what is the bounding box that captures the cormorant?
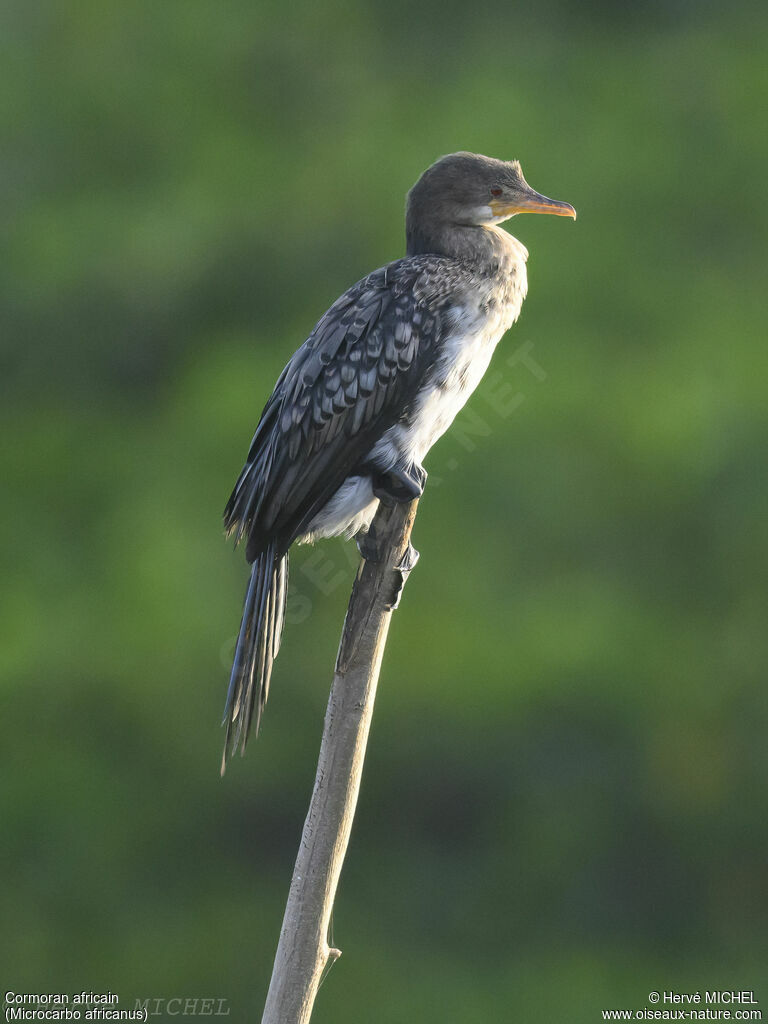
[222,151,575,765]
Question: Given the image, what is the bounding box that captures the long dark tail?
[221,541,288,772]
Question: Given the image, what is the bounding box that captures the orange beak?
[490,189,576,220]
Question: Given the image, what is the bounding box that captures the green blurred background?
[3,0,767,1019]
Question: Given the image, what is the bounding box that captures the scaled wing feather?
[223,257,449,560]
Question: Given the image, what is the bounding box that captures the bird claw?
[356,528,418,610]
[386,541,419,610]
[397,540,420,575]
[411,463,428,491]
[356,522,383,562]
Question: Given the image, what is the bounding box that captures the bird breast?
[394,319,508,464]
[375,247,528,468]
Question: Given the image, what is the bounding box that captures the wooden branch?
[261,498,419,1024]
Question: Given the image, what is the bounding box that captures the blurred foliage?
[2,0,767,1019]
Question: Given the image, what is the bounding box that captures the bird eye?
[490,188,502,196]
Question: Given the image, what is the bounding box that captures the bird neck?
[405,220,525,272]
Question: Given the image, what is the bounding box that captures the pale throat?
[485,223,529,264]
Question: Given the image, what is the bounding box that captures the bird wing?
[224,256,449,560]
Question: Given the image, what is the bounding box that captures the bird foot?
[385,541,420,610]
[356,521,383,562]
[356,528,419,610]
[371,462,427,507]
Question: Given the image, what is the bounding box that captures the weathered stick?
[261,498,419,1024]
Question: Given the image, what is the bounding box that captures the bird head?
[407,152,576,236]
